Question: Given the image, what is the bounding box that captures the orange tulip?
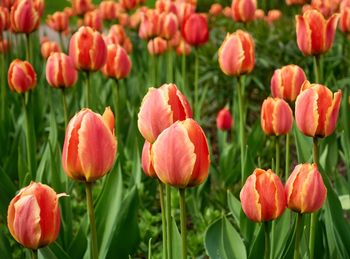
[46,52,78,88]
[147,37,168,55]
[8,59,36,93]
[223,7,232,18]
[141,140,156,178]
[7,182,65,249]
[296,9,339,56]
[286,0,307,5]
[72,0,93,16]
[266,9,282,24]
[152,118,210,188]
[62,107,117,182]
[231,0,256,23]
[138,9,161,41]
[102,44,132,80]
[40,41,61,60]
[216,107,233,131]
[339,7,350,33]
[10,0,40,33]
[285,163,327,213]
[160,12,178,40]
[254,9,265,20]
[181,13,209,46]
[46,11,69,32]
[69,26,107,71]
[209,3,223,16]
[218,30,255,76]
[84,10,102,32]
[138,83,192,143]
[99,1,121,21]
[295,81,341,137]
[240,168,286,222]
[270,64,307,102]
[0,6,10,32]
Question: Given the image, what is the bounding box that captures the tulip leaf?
[171,217,182,259]
[67,217,88,259]
[248,224,264,259]
[0,167,16,216]
[338,195,350,210]
[293,123,312,163]
[227,191,241,226]
[39,242,71,259]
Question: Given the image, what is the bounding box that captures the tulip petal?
[296,15,311,55]
[325,90,342,136]
[102,106,115,134]
[218,33,244,76]
[325,14,339,51]
[307,10,325,55]
[315,85,332,136]
[295,88,318,137]
[240,173,261,222]
[256,170,278,221]
[271,69,283,99]
[273,100,293,135]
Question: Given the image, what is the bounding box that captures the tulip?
[286,0,307,5]
[270,64,307,102]
[339,7,350,33]
[33,0,44,17]
[218,30,255,76]
[41,41,61,60]
[285,163,327,213]
[216,107,233,131]
[102,44,132,80]
[310,0,340,18]
[138,9,161,41]
[156,0,177,14]
[72,0,93,16]
[295,81,342,137]
[84,10,102,32]
[99,1,120,21]
[231,0,256,23]
[120,0,140,11]
[62,107,117,182]
[240,168,286,222]
[266,9,282,24]
[0,7,10,32]
[254,9,265,20]
[176,2,195,26]
[152,118,210,188]
[8,59,36,93]
[296,9,339,56]
[107,24,127,45]
[46,53,78,88]
[10,0,40,33]
[182,13,208,46]
[160,12,178,40]
[138,83,192,143]
[141,140,156,178]
[69,26,107,71]
[46,11,69,32]
[7,182,64,249]
[209,3,223,16]
[223,6,232,18]
[0,39,9,53]
[147,37,168,55]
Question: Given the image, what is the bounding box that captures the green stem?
[85,182,99,259]
[275,136,280,176]
[313,137,319,165]
[264,222,270,259]
[313,55,321,83]
[59,33,65,52]
[113,79,120,137]
[22,93,34,179]
[194,48,199,120]
[26,33,31,61]
[167,47,173,83]
[84,71,90,108]
[166,185,173,259]
[285,133,290,180]
[179,188,187,259]
[61,89,68,129]
[294,213,303,259]
[31,249,37,259]
[237,76,246,184]
[0,53,5,122]
[181,51,186,92]
[159,182,168,259]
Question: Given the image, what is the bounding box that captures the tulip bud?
[160,13,178,40]
[147,37,168,55]
[84,10,102,32]
[69,26,107,71]
[46,53,78,88]
[270,64,307,102]
[240,168,286,222]
[102,44,132,80]
[46,11,69,32]
[10,0,40,33]
[138,83,192,143]
[231,0,256,23]
[0,7,10,32]
[152,118,210,188]
[261,97,293,136]
[141,140,156,178]
[296,9,339,56]
[223,7,232,18]
[8,59,36,93]
[285,163,327,213]
[209,3,223,16]
[99,1,120,21]
[72,0,93,16]
[216,107,233,131]
[41,41,61,60]
[62,107,117,182]
[181,13,209,46]
[218,30,255,76]
[295,81,342,137]
[7,182,65,249]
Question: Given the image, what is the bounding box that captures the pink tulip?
[46,11,69,32]
[8,59,36,93]
[40,41,61,60]
[147,37,168,55]
[141,140,156,178]
[102,44,132,80]
[216,107,233,131]
[10,0,40,33]
[231,0,256,23]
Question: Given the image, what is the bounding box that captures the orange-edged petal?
[273,99,293,135]
[324,90,342,136]
[240,171,262,222]
[141,140,156,178]
[260,97,275,135]
[296,14,311,55]
[218,33,244,76]
[102,106,115,134]
[306,10,325,55]
[325,13,339,51]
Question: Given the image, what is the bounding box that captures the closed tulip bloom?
[62,107,117,182]
[46,53,78,88]
[8,59,36,93]
[240,168,286,222]
[182,13,209,46]
[141,140,156,178]
[160,13,178,40]
[0,7,10,32]
[152,119,210,188]
[296,9,339,56]
[218,30,255,76]
[138,10,161,41]
[223,7,232,18]
[10,0,40,33]
[99,1,120,20]
[7,182,64,249]
[209,3,223,16]
[46,11,69,32]
[72,0,93,16]
[271,64,307,102]
[285,163,327,213]
[261,97,293,136]
[295,81,342,137]
[41,41,61,60]
[84,10,102,32]
[216,107,233,131]
[155,0,177,14]
[138,83,192,143]
[69,26,107,71]
[102,44,132,80]
[339,7,350,33]
[147,37,168,55]
[231,0,256,23]
[120,0,140,11]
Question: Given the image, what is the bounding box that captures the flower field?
[0,0,350,259]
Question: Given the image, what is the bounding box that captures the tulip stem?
[61,89,68,129]
[25,33,31,62]
[194,47,199,120]
[113,79,120,137]
[294,213,303,259]
[31,249,37,259]
[167,47,173,82]
[159,182,168,259]
[313,137,319,165]
[275,136,280,176]
[85,182,99,259]
[182,51,186,92]
[264,221,270,259]
[237,76,246,184]
[166,185,173,259]
[59,33,65,52]
[0,53,5,122]
[179,188,187,259]
[285,133,290,180]
[313,56,321,83]
[84,71,91,108]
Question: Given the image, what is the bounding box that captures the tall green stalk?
[31,249,37,259]
[113,79,120,137]
[264,222,270,259]
[179,188,187,259]
[159,182,168,259]
[275,136,280,176]
[181,52,186,92]
[194,48,199,120]
[166,185,172,259]
[294,213,303,259]
[0,53,5,122]
[61,89,68,129]
[26,33,31,61]
[313,56,321,83]
[237,76,246,184]
[285,133,290,180]
[167,48,173,83]
[85,182,99,259]
[84,71,91,108]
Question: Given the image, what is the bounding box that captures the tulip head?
[10,0,40,33]
[216,107,233,131]
[152,119,210,188]
[231,0,257,23]
[62,107,117,182]
[99,1,120,21]
[141,140,156,178]
[7,182,64,249]
[8,59,36,93]
[84,10,103,32]
[160,12,178,40]
[147,37,168,55]
[72,0,93,16]
[102,44,132,80]
[0,7,10,32]
[339,7,350,33]
[182,13,209,47]
[285,163,327,213]
[138,83,192,143]
[295,81,342,137]
[240,168,286,222]
[209,3,223,16]
[46,11,69,32]
[41,41,61,60]
[218,30,255,76]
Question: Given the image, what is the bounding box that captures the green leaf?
[171,217,182,259]
[0,167,16,216]
[293,123,312,163]
[339,195,350,210]
[39,242,71,259]
[227,191,241,226]
[248,225,264,259]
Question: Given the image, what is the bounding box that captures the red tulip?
[0,6,10,32]
[285,163,327,213]
[296,9,339,56]
[141,140,156,178]
[270,64,307,102]
[46,52,78,88]
[160,12,178,40]
[216,107,233,131]
[218,30,255,76]
[147,37,168,55]
[62,107,117,182]
[69,26,107,71]
[240,168,286,222]
[72,0,93,16]
[138,83,192,143]
[182,13,209,47]
[99,1,121,20]
[8,59,36,93]
[231,0,256,23]
[339,7,350,33]
[41,41,61,60]
[102,44,132,80]
[7,182,65,249]
[84,10,102,31]
[295,81,342,137]
[46,11,69,32]
[152,118,210,188]
[10,0,40,33]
